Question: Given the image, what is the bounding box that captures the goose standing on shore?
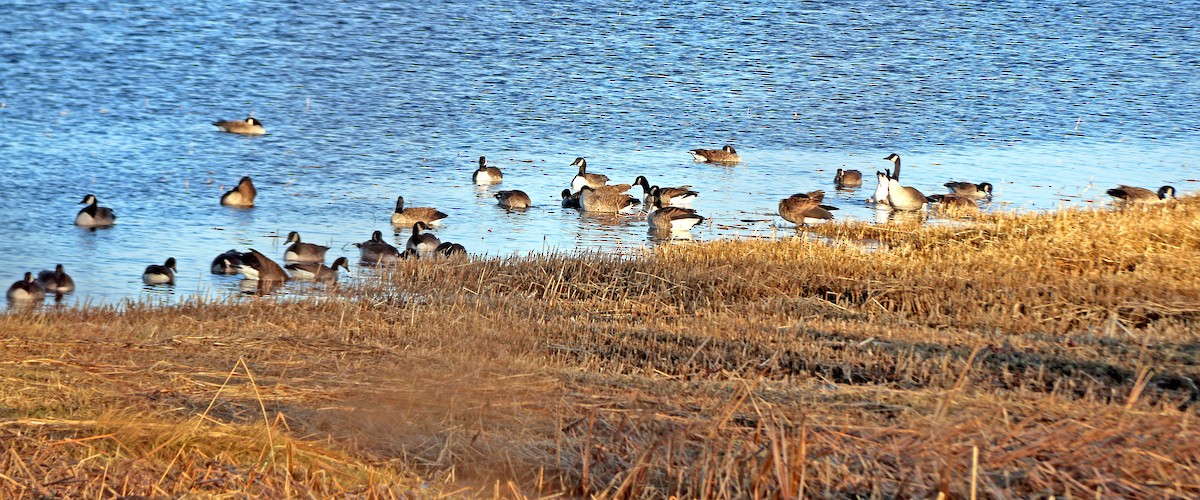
[569,157,609,191]
[213,117,265,135]
[472,156,503,185]
[220,176,257,207]
[284,231,329,263]
[883,154,928,211]
[390,196,448,227]
[688,145,741,163]
[75,194,117,227]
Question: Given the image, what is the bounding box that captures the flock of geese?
[5,117,1182,304]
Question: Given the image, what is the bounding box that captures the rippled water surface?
[3,0,1198,305]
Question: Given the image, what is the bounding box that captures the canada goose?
[75,194,117,227]
[390,196,448,227]
[647,188,706,233]
[495,190,532,209]
[578,185,640,213]
[406,222,441,254]
[633,175,698,206]
[883,154,928,211]
[688,145,741,163]
[37,264,75,294]
[286,256,350,282]
[927,194,979,212]
[220,176,257,207]
[284,231,330,263]
[779,193,838,226]
[355,230,401,265]
[211,249,245,274]
[835,169,863,187]
[869,170,891,204]
[238,249,290,282]
[944,181,993,200]
[1107,185,1176,203]
[213,117,265,135]
[436,242,467,257]
[7,272,45,302]
[142,258,177,285]
[569,157,609,191]
[561,189,582,209]
[472,156,503,185]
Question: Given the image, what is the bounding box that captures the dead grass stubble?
[1,196,1198,497]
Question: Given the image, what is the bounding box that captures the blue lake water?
[2,0,1198,306]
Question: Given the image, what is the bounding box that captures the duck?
[283,231,329,263]
[436,242,467,257]
[883,154,928,211]
[569,157,609,191]
[390,196,448,227]
[688,145,741,163]
[142,258,177,285]
[578,185,640,213]
[211,249,245,274]
[7,273,46,302]
[213,117,265,135]
[75,194,117,227]
[37,264,75,294]
[495,190,532,209]
[406,222,441,254]
[944,181,993,200]
[237,249,290,282]
[561,189,582,209]
[835,169,863,188]
[647,188,706,233]
[355,230,401,266]
[220,176,257,207]
[1107,185,1176,203]
[778,192,838,226]
[927,193,979,212]
[869,170,891,204]
[472,156,503,185]
[286,257,350,282]
[633,175,698,206]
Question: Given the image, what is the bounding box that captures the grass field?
[2,196,1198,498]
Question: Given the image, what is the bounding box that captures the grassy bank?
[2,197,1198,498]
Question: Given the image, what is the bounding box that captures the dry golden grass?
[2,196,1198,498]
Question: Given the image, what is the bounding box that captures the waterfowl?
[883,154,928,211]
[927,194,979,212]
[1107,185,1176,203]
[7,272,45,302]
[944,181,993,200]
[211,249,245,274]
[869,170,891,204]
[436,242,467,257]
[237,249,290,282]
[220,176,257,207]
[142,258,177,285]
[213,117,265,135]
[406,222,441,254]
[472,156,503,185]
[75,194,117,227]
[355,230,401,265]
[37,264,75,294]
[495,190,532,209]
[688,145,741,163]
[390,196,448,227]
[578,185,640,213]
[284,231,330,263]
[647,188,706,233]
[779,193,838,226]
[569,157,609,191]
[286,257,350,282]
[561,189,582,209]
[633,175,698,206]
[835,169,863,187]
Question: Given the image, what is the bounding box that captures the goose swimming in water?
[213,117,265,135]
[75,194,117,227]
[688,145,741,163]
